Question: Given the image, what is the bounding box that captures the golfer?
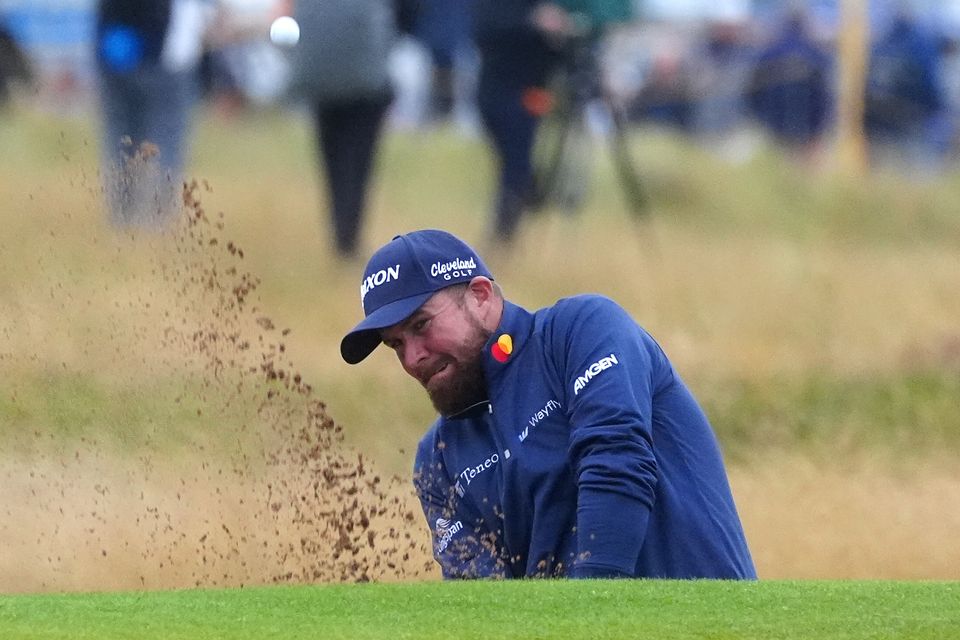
[341,229,756,579]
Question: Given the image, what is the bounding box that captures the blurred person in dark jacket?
[288,0,419,259]
[0,20,32,107]
[691,20,755,145]
[413,0,475,124]
[747,8,832,163]
[472,0,568,244]
[864,9,945,171]
[473,1,634,243]
[95,0,216,227]
[630,52,695,132]
[937,35,960,162]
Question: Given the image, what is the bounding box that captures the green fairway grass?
[1,580,958,640]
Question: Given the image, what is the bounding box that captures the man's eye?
[413,318,430,333]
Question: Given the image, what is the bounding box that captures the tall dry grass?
[1,106,959,589]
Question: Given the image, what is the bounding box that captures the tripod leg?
[531,81,574,212]
[608,100,648,217]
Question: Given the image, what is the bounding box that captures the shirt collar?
[482,300,534,372]
[443,300,535,422]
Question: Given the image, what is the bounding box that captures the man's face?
[380,288,492,416]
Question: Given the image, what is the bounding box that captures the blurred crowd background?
[0,0,960,209]
[0,0,960,186]
[2,0,960,173]
[2,0,960,263]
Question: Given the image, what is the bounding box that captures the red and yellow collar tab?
[490,333,513,363]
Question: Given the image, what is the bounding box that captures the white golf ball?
[269,16,300,48]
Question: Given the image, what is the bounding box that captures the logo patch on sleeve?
[573,353,619,395]
[435,517,464,553]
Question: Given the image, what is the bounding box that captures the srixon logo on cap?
[360,264,400,305]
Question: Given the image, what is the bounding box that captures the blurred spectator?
[197,47,248,117]
[203,0,292,112]
[288,0,419,258]
[472,1,636,242]
[412,0,477,127]
[747,9,832,162]
[864,9,945,171]
[0,20,32,107]
[938,34,960,162]
[95,0,215,227]
[691,20,755,145]
[628,51,695,131]
[471,0,565,243]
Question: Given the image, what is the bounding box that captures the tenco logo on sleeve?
[573,353,619,395]
[453,450,504,497]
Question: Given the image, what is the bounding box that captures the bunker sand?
[4,452,960,592]
[1,178,435,593]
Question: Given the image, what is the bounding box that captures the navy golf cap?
[340,229,493,364]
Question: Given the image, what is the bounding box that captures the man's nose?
[401,336,429,371]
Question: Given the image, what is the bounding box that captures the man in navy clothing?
[341,229,756,579]
[747,9,831,158]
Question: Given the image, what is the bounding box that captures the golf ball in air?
[269,16,300,47]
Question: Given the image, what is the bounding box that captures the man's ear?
[465,276,494,307]
[465,277,502,329]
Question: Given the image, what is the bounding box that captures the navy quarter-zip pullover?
[413,295,756,579]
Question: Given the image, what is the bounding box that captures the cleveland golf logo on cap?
[431,256,477,281]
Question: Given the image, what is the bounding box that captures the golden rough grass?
[1,108,959,590]
[732,456,960,579]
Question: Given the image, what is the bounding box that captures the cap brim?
[340,291,435,364]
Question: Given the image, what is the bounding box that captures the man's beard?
[425,320,491,417]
